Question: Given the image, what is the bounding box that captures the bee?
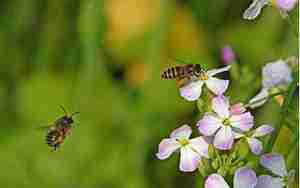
[161,62,206,87]
[43,106,79,151]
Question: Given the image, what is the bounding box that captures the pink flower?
[275,0,298,11]
[197,95,254,150]
[235,124,274,155]
[156,125,209,172]
[205,167,257,188]
[221,45,236,65]
[257,153,295,188]
[180,66,231,101]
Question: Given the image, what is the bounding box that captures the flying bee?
[161,62,206,87]
[41,106,79,151]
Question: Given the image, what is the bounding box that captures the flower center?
[222,118,231,126]
[178,138,190,146]
[199,72,209,81]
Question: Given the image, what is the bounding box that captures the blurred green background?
[0,0,298,187]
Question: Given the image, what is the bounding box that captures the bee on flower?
[178,66,231,101]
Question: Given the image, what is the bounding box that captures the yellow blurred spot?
[125,62,147,88]
[105,0,160,46]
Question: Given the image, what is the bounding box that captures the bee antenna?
[59,105,68,115]
[71,112,80,117]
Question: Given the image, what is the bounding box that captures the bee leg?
[52,144,59,152]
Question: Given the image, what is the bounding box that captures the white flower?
[262,59,292,89]
[156,125,209,172]
[243,0,269,20]
[256,153,295,188]
[235,124,274,155]
[248,59,292,109]
[197,95,254,150]
[243,0,298,20]
[180,66,231,101]
[205,167,258,188]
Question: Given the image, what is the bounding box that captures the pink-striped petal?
[170,125,192,139]
[179,146,201,172]
[230,103,246,115]
[234,167,257,188]
[206,65,231,77]
[197,115,222,136]
[252,124,274,137]
[212,95,230,118]
[179,80,204,101]
[205,78,229,96]
[247,137,263,155]
[230,112,254,132]
[213,126,234,150]
[256,175,285,188]
[156,138,180,160]
[205,174,230,188]
[189,137,209,158]
[260,153,288,177]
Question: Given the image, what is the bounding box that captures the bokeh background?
[0,0,298,187]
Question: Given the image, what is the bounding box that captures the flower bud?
[274,0,298,11]
[221,45,236,65]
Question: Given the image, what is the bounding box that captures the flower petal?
[179,80,204,101]
[205,174,230,188]
[230,103,246,115]
[256,175,285,188]
[207,65,231,76]
[170,125,192,139]
[156,138,180,160]
[234,167,257,188]
[262,59,292,89]
[205,78,229,95]
[252,124,274,137]
[260,153,288,177]
[230,112,254,132]
[179,146,201,172]
[213,126,234,150]
[276,0,298,11]
[197,115,222,136]
[212,95,230,118]
[243,0,269,20]
[248,88,269,109]
[189,137,209,158]
[247,137,263,155]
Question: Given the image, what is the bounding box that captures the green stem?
[285,14,298,39]
[266,77,298,152]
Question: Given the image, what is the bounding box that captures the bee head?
[61,116,74,126]
[193,64,203,76]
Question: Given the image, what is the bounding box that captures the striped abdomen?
[161,65,193,79]
[46,127,70,151]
